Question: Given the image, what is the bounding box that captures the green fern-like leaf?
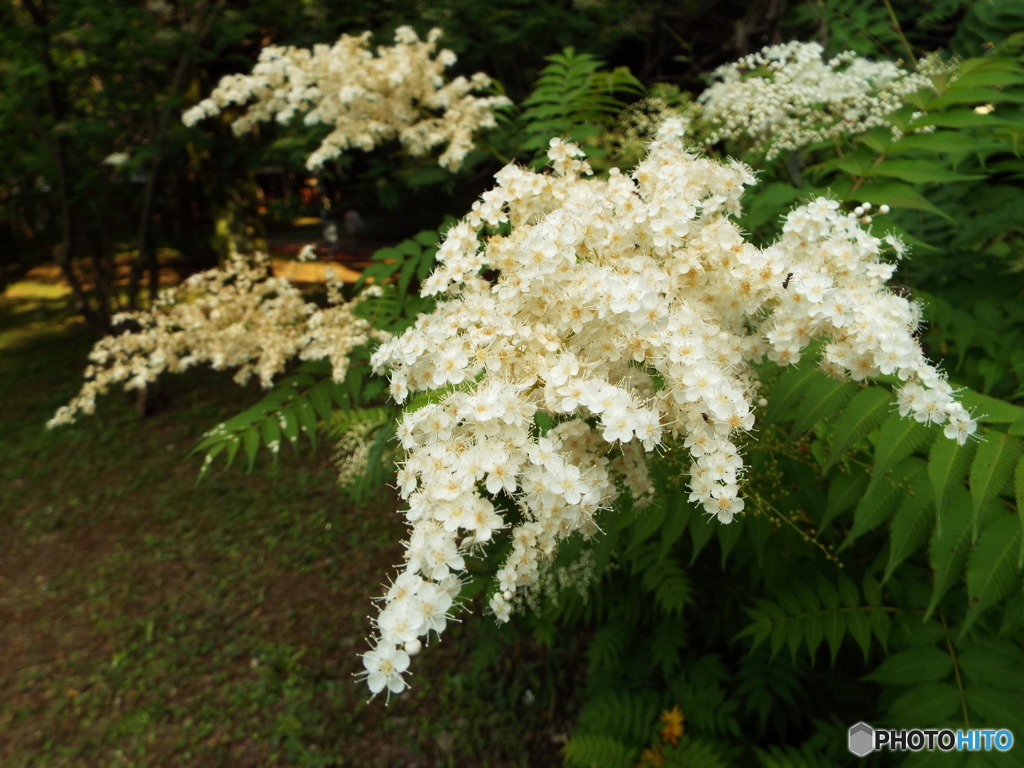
[756,744,836,768]
[929,436,977,521]
[790,377,857,437]
[663,736,730,768]
[668,655,742,739]
[563,734,636,768]
[888,683,962,727]
[763,365,820,425]
[865,646,953,686]
[968,431,1021,536]
[640,557,692,617]
[821,465,869,530]
[866,412,935,496]
[575,690,660,748]
[738,573,891,663]
[844,457,927,546]
[324,406,394,441]
[926,485,975,619]
[961,513,1022,637]
[827,386,893,467]
[659,495,692,559]
[1016,454,1024,566]
[519,48,642,156]
[883,474,936,582]
[587,620,632,672]
[190,366,345,479]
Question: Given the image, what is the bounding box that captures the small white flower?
[362,644,411,695]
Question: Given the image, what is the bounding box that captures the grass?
[0,281,581,767]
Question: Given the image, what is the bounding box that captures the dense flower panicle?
[182,27,511,170]
[49,255,384,428]
[361,123,976,694]
[698,42,951,158]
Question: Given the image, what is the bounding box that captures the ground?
[0,280,580,767]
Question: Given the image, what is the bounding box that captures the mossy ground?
[0,281,577,767]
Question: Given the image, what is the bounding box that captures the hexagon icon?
[848,722,875,757]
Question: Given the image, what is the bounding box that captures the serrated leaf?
[888,130,1004,156]
[642,558,691,616]
[308,383,334,421]
[847,180,950,218]
[764,365,820,424]
[868,159,981,184]
[242,426,260,473]
[870,603,890,652]
[959,637,1024,692]
[327,381,349,409]
[689,512,715,564]
[926,486,973,619]
[261,416,281,466]
[660,495,691,559]
[630,499,667,546]
[398,256,418,296]
[949,68,1024,88]
[956,388,1024,424]
[846,607,872,660]
[828,386,893,468]
[863,573,883,606]
[223,435,241,470]
[909,108,1008,129]
[196,441,228,483]
[929,437,977,521]
[821,466,869,531]
[790,377,857,437]
[564,734,635,768]
[961,514,1022,637]
[414,229,439,247]
[963,686,1024,739]
[294,397,318,447]
[925,86,1024,110]
[888,683,962,726]
[1017,455,1024,567]
[824,606,845,665]
[585,621,631,672]
[718,518,744,567]
[865,647,953,685]
[747,513,772,567]
[817,578,839,609]
[969,432,1021,537]
[884,477,935,583]
[868,413,935,495]
[280,405,300,446]
[845,457,926,547]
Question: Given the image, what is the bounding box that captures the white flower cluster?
[359,123,976,696]
[182,27,511,171]
[698,42,947,158]
[49,255,384,427]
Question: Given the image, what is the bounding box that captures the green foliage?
[190,359,348,479]
[355,224,450,331]
[190,225,448,486]
[739,571,890,663]
[550,355,1024,763]
[517,48,643,160]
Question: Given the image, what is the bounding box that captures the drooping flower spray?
[360,121,975,695]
